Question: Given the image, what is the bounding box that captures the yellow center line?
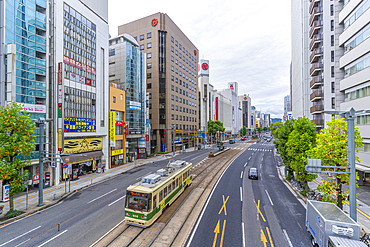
[220,220,226,247]
[266,227,274,247]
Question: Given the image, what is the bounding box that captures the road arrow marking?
[220,220,226,247]
[212,220,220,247]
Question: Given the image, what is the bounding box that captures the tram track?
[96,143,252,247]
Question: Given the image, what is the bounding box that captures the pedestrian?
[102,166,105,173]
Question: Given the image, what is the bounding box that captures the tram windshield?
[126,191,151,212]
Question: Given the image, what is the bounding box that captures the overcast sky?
[108,0,291,119]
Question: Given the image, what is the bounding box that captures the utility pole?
[172,125,175,157]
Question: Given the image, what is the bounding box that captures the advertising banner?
[61,137,103,154]
[129,101,141,111]
[112,149,123,156]
[2,185,10,202]
[216,97,219,120]
[110,111,116,147]
[197,131,205,138]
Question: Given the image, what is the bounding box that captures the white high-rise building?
[338,0,370,182]
[291,0,311,119]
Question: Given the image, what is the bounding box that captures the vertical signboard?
[110,111,116,147]
[215,97,219,120]
[58,62,64,151]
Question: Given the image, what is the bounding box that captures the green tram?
[125,160,192,227]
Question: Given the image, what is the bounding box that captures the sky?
[108,0,291,119]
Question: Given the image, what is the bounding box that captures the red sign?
[125,122,129,135]
[151,18,158,27]
[244,96,247,100]
[216,97,219,120]
[230,84,234,90]
[33,174,40,184]
[116,121,123,125]
[85,78,92,86]
[63,56,70,64]
[194,50,197,56]
[202,63,208,71]
[58,62,62,85]
[146,135,149,141]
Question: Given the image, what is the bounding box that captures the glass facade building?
[1,0,48,160]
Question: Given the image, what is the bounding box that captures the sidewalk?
[0,145,207,225]
[278,165,370,233]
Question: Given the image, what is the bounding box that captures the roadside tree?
[309,117,362,209]
[286,117,317,192]
[240,126,247,137]
[270,121,283,146]
[278,118,295,180]
[0,102,36,213]
[207,120,225,143]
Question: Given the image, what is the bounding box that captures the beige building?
[118,13,199,153]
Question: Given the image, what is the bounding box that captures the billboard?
[199,59,209,76]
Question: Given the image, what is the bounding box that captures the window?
[176,87,178,92]
[175,50,178,55]
[147,53,152,59]
[171,46,174,52]
[175,40,178,46]
[120,94,123,100]
[331,35,334,46]
[171,75,174,81]
[331,66,334,77]
[331,20,334,31]
[172,114,174,120]
[176,78,178,83]
[147,63,152,69]
[171,104,174,110]
[332,97,335,109]
[109,49,115,56]
[175,59,178,65]
[176,106,178,111]
[140,44,144,50]
[331,82,335,93]
[171,36,174,42]
[113,96,116,103]
[147,43,152,49]
[172,85,174,91]
[176,96,178,101]
[330,4,334,16]
[147,83,152,89]
[147,32,151,39]
[176,115,178,120]
[147,73,152,79]
[171,66,174,71]
[171,95,174,100]
[140,34,144,40]
[331,51,334,62]
[179,44,182,49]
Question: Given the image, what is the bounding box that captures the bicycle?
[360,232,370,246]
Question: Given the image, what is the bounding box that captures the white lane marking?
[261,157,263,161]
[240,187,243,201]
[265,190,274,206]
[186,151,244,247]
[38,230,68,247]
[248,157,251,160]
[0,226,41,247]
[244,162,248,167]
[87,188,117,204]
[283,229,293,247]
[89,219,125,247]
[242,222,246,247]
[190,156,199,161]
[108,195,126,207]
[240,171,243,179]
[260,163,262,168]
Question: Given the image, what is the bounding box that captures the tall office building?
[291,0,312,119]
[238,94,252,131]
[338,0,370,181]
[109,34,147,161]
[198,59,210,134]
[52,0,109,185]
[309,0,344,130]
[1,0,49,185]
[118,13,199,153]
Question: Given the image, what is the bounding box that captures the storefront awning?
[356,163,370,173]
[61,151,104,163]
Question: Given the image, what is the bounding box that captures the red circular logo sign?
[194,50,197,56]
[244,97,247,100]
[201,63,209,71]
[151,18,158,27]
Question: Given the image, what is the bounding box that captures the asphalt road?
[186,139,312,247]
[0,147,216,247]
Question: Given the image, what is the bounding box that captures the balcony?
[309,20,322,38]
[309,0,321,14]
[310,48,323,63]
[309,7,323,25]
[310,34,322,51]
[312,118,324,126]
[310,104,323,114]
[310,90,322,101]
[310,76,323,89]
[310,62,323,76]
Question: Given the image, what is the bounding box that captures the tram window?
[164,187,167,197]
[176,178,178,187]
[159,191,163,202]
[179,177,182,186]
[153,195,157,208]
[172,181,175,190]
[168,184,172,194]
[126,195,149,211]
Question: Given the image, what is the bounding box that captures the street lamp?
[321,107,370,222]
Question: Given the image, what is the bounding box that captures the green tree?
[207,120,225,142]
[270,121,283,146]
[257,127,262,133]
[0,102,36,212]
[278,118,295,180]
[240,126,247,137]
[309,117,362,209]
[286,117,317,192]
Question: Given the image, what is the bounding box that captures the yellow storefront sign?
[62,137,103,154]
[110,111,115,143]
[112,149,124,156]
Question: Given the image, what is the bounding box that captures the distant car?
[267,137,272,142]
[229,139,235,144]
[241,137,246,141]
[248,168,258,180]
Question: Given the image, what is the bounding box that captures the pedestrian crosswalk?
[247,148,272,152]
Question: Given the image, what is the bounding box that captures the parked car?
[248,167,258,180]
[229,139,235,144]
[241,137,246,141]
